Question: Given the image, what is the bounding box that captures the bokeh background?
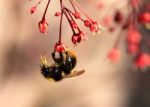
[0,0,150,107]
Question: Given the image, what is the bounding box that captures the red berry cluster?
[29,0,101,53]
[100,0,150,69]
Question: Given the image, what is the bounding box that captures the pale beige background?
[0,0,148,107]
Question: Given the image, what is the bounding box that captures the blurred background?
[0,0,150,107]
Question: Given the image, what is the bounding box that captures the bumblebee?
[40,50,85,81]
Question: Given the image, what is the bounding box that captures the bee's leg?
[62,70,85,78]
[51,51,56,60]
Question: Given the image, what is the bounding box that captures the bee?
[40,50,85,81]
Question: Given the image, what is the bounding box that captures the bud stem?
[42,0,51,20]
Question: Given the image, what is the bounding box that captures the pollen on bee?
[40,55,48,65]
[47,78,55,82]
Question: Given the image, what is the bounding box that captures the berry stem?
[64,9,76,34]
[114,29,123,48]
[71,0,93,22]
[65,8,81,32]
[42,0,51,20]
[58,0,64,44]
[70,0,77,12]
[64,7,85,22]
[36,0,43,7]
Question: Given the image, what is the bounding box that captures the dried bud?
[114,11,123,23]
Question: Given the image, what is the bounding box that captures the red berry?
[72,33,82,45]
[138,12,150,24]
[135,53,150,68]
[73,12,81,19]
[54,43,66,53]
[107,48,121,63]
[127,29,142,44]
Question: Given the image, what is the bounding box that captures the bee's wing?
[63,70,85,78]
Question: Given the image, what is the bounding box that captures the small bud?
[55,12,61,17]
[107,48,121,63]
[90,22,101,34]
[70,20,78,29]
[127,29,142,44]
[127,43,139,55]
[72,34,82,45]
[30,6,36,14]
[102,16,112,27]
[73,12,81,19]
[38,19,49,34]
[84,20,91,27]
[97,3,104,10]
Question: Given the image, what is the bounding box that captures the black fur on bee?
[41,64,63,81]
[52,50,77,75]
[40,50,77,81]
